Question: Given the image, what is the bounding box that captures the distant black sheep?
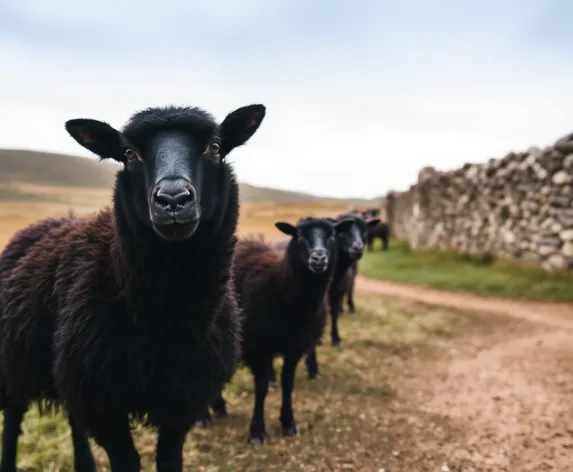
[362,207,380,219]
[359,208,389,252]
[0,103,266,471]
[302,213,380,379]
[206,217,354,445]
[365,221,389,251]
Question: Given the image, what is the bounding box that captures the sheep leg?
[330,302,343,347]
[90,417,140,472]
[155,426,188,472]
[0,401,27,472]
[346,273,356,314]
[366,234,374,252]
[248,361,270,446]
[69,416,97,472]
[267,359,277,387]
[382,234,389,251]
[194,407,213,428]
[280,354,301,437]
[305,348,320,380]
[211,391,228,418]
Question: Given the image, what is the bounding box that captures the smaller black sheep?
[303,213,380,379]
[365,221,389,252]
[207,217,354,445]
[269,214,379,382]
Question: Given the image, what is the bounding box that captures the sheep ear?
[219,104,266,157]
[275,222,297,237]
[367,218,381,228]
[65,119,124,161]
[334,218,354,234]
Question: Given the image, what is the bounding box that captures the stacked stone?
[379,132,573,272]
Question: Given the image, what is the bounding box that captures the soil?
[355,276,573,472]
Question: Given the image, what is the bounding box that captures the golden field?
[0,183,351,250]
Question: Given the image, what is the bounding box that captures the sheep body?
[366,221,389,251]
[0,217,81,409]
[211,217,351,444]
[0,199,240,439]
[236,238,328,366]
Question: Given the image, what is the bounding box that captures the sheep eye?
[124,148,139,161]
[208,141,221,154]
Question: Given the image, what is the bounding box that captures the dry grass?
[237,202,348,239]
[3,293,463,471]
[0,185,112,249]
[0,183,347,249]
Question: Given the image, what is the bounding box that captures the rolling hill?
[0,149,377,206]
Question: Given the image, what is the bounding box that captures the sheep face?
[362,208,381,220]
[275,218,354,274]
[64,104,265,242]
[335,215,381,260]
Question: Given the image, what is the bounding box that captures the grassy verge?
[1,292,462,472]
[359,240,573,303]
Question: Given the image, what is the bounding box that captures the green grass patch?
[360,239,573,303]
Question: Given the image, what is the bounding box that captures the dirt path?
[356,276,573,330]
[356,276,573,471]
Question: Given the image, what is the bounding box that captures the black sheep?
[267,214,379,383]
[341,210,387,313]
[361,209,389,252]
[365,221,389,251]
[304,214,380,380]
[0,103,265,472]
[206,217,354,445]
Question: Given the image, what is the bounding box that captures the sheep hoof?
[195,418,212,428]
[213,409,228,419]
[308,373,320,381]
[283,425,300,437]
[332,340,342,348]
[250,435,266,446]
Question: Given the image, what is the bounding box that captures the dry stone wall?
[380,132,573,272]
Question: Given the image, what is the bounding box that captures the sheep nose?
[309,250,328,271]
[351,242,364,252]
[310,250,327,263]
[153,180,196,212]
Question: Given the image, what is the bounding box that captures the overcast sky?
[1,0,572,198]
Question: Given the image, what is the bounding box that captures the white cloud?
[1,1,573,198]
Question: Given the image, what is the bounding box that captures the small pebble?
[442,465,450,472]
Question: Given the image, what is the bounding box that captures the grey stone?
[560,229,573,241]
[538,245,558,257]
[547,254,569,270]
[563,153,573,169]
[547,254,568,271]
[562,242,573,258]
[552,170,571,185]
